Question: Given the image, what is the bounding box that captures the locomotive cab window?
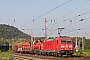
[61,40,71,44]
[67,40,71,43]
[61,40,66,44]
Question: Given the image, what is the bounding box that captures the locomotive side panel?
[43,40,56,51]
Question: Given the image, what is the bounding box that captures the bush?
[0,52,14,60]
[82,52,90,56]
[74,49,90,56]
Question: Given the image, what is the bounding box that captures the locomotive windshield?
[61,40,71,44]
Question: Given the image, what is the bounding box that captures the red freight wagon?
[15,42,31,53]
[42,36,74,56]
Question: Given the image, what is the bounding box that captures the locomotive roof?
[44,36,72,42]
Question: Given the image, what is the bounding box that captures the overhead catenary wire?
[46,0,90,32]
[62,17,90,36]
[0,0,50,17]
[33,12,90,37]
[61,0,90,18]
[49,0,90,26]
[31,11,90,33]
[20,0,73,28]
[50,16,90,37]
[35,0,90,36]
[47,12,90,32]
[66,17,90,29]
[0,1,90,38]
[20,0,73,36]
[20,0,90,38]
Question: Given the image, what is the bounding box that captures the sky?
[0,0,90,38]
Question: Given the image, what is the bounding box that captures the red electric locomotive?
[42,36,74,56]
[32,40,43,54]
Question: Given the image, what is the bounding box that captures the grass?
[0,51,14,60]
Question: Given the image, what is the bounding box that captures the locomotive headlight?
[61,46,64,48]
[69,45,73,48]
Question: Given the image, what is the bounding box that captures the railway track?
[12,53,84,60]
[14,54,48,60]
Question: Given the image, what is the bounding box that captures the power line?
[48,0,90,28]
[63,19,90,36]
[50,11,90,29]
[47,12,90,31]
[65,17,90,30]
[32,12,90,37]
[62,0,90,18]
[50,16,90,36]
[45,0,90,36]
[20,0,90,37]
[20,0,73,28]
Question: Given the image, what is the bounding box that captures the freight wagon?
[15,42,31,53]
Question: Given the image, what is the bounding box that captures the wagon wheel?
[54,52,58,57]
[58,53,62,57]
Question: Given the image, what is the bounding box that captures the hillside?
[0,24,30,39]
